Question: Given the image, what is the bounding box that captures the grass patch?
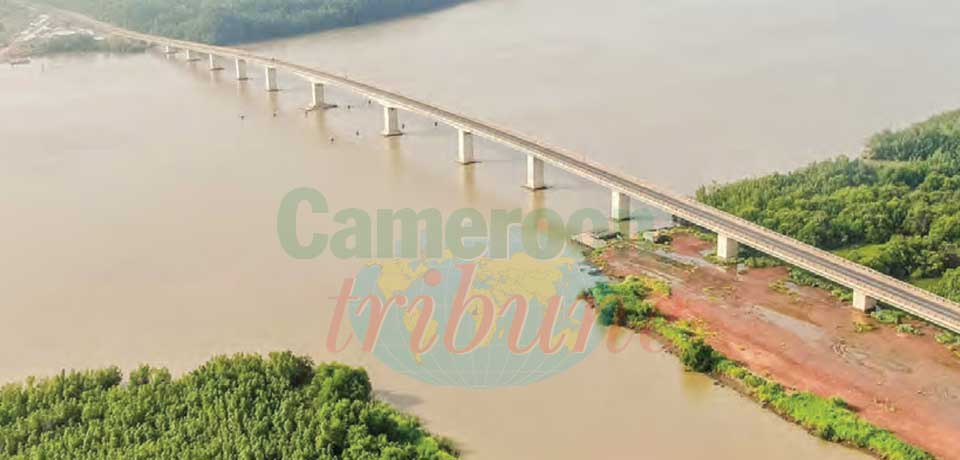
[871,307,911,325]
[743,255,784,268]
[662,225,717,243]
[934,330,960,358]
[769,278,799,298]
[935,330,960,346]
[853,322,878,333]
[704,254,739,266]
[910,277,942,291]
[789,268,853,302]
[835,243,886,261]
[715,359,933,460]
[896,324,922,336]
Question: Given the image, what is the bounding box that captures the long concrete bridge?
[60,8,960,334]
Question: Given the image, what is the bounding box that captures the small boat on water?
[9,58,32,66]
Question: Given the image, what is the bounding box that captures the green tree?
[936,268,960,302]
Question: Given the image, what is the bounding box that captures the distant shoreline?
[3,0,475,61]
[28,0,474,46]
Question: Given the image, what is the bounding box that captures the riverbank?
[592,232,960,459]
[0,3,143,63]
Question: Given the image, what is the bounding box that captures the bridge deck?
[63,9,960,333]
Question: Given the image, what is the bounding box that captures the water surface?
[6,0,957,457]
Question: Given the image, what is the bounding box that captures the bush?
[872,308,910,325]
[896,324,922,336]
[679,338,719,373]
[935,330,960,346]
[591,277,660,327]
[755,381,785,404]
[716,359,748,380]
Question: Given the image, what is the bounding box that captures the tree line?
[0,352,458,459]
[696,110,960,302]
[36,0,467,44]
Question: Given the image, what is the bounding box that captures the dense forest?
[697,110,960,302]
[35,0,467,44]
[0,353,458,459]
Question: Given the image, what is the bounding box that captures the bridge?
[57,8,960,334]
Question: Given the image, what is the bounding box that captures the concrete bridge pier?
[185,49,199,62]
[163,45,176,55]
[611,191,631,221]
[265,66,278,92]
[525,155,546,190]
[853,290,878,312]
[458,129,476,164]
[382,106,403,136]
[208,54,223,71]
[716,234,740,261]
[235,59,247,81]
[309,82,336,110]
[235,59,248,80]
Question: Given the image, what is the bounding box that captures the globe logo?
[345,234,606,388]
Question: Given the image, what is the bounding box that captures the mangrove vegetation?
[0,352,458,459]
[696,109,960,303]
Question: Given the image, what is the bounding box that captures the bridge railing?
[68,8,960,332]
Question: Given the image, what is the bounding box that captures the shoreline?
[634,324,893,460]
[0,4,146,63]
[589,232,960,459]
[23,0,472,47]
[6,2,956,458]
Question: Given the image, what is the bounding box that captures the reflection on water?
[6,0,957,457]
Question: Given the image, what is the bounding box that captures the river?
[5,0,959,458]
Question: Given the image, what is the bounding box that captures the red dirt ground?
[600,234,960,459]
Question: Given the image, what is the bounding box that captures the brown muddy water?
[5,0,960,457]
